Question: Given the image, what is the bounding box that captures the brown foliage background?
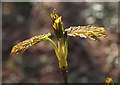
[2,2,119,83]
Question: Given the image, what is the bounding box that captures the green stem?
[58,38,68,68]
[46,37,69,84]
[58,38,65,55]
[58,38,68,84]
[65,36,70,58]
[46,38,60,60]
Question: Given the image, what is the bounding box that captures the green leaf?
[10,33,51,56]
[65,25,108,41]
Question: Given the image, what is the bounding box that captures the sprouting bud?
[50,10,64,39]
[50,9,59,23]
[65,25,108,41]
[105,77,114,85]
[10,33,51,56]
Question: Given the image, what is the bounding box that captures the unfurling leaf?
[50,9,59,23]
[50,10,64,39]
[10,33,51,56]
[65,25,108,41]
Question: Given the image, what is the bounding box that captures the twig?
[60,68,68,85]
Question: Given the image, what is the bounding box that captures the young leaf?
[65,25,108,41]
[50,9,59,23]
[50,10,64,39]
[10,33,51,56]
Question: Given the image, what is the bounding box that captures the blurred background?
[2,2,119,83]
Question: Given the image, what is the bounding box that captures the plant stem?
[58,38,68,84]
[60,68,68,85]
[46,38,60,60]
[65,36,70,58]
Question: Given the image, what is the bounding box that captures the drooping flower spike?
[10,33,51,56]
[65,25,108,41]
